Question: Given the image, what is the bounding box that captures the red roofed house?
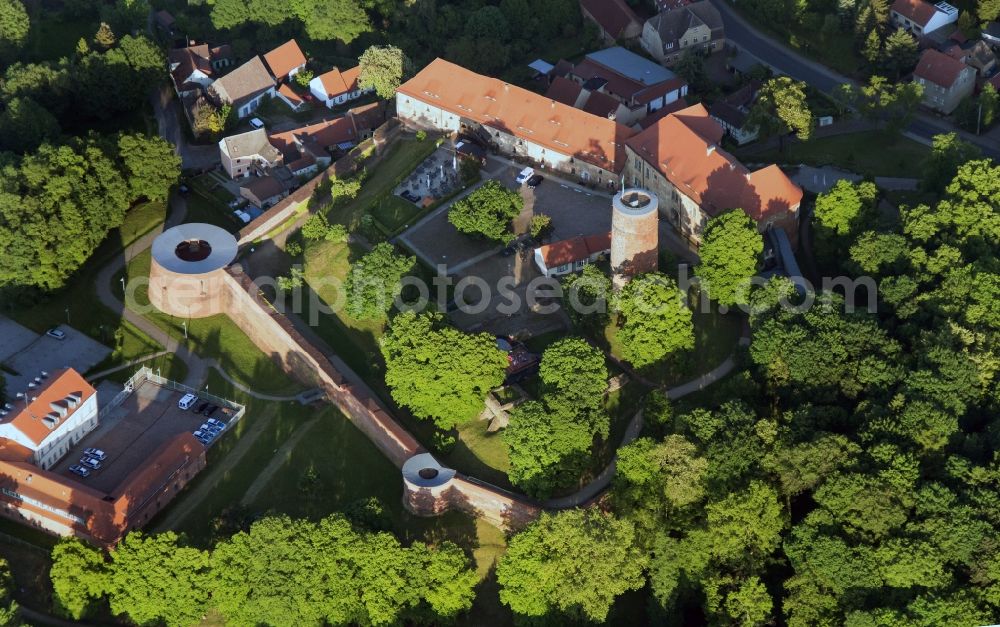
[534,232,612,277]
[580,0,643,43]
[890,0,959,36]
[396,58,636,189]
[0,369,98,471]
[0,369,208,546]
[263,39,308,82]
[276,83,307,111]
[624,103,803,246]
[309,66,373,109]
[913,48,975,113]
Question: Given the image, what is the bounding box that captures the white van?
[515,167,534,185]
[178,394,198,410]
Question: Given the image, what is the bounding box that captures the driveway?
[151,85,219,171]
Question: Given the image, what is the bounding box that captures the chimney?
[706,144,716,156]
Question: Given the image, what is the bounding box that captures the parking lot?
[0,319,111,394]
[51,380,234,493]
[399,159,614,274]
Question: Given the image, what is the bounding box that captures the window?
[666,42,674,50]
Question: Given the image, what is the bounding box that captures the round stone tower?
[611,188,659,290]
[149,223,238,318]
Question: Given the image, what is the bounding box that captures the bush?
[326,223,349,243]
[284,240,303,257]
[415,130,427,141]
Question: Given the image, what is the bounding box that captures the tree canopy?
[0,0,28,61]
[345,242,415,320]
[496,509,648,622]
[613,273,695,368]
[749,77,813,141]
[358,45,412,99]
[448,180,523,243]
[696,211,764,306]
[380,311,508,428]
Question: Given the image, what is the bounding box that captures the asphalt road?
[710,0,1000,160]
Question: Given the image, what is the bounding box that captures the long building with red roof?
[624,103,803,245]
[396,57,636,188]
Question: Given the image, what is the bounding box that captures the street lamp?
[181,321,187,339]
[65,307,70,324]
[120,276,126,294]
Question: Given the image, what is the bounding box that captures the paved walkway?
[789,165,920,195]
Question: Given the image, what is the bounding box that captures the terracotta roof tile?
[891,0,939,27]
[4,369,95,447]
[398,58,635,172]
[263,39,307,81]
[914,48,969,87]
[537,232,611,267]
[315,65,361,98]
[278,83,305,106]
[627,103,802,220]
[544,76,584,106]
[580,0,641,38]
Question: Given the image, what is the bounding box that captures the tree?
[295,0,371,43]
[93,22,116,50]
[504,399,595,496]
[0,142,131,289]
[539,337,609,435]
[117,134,181,202]
[862,28,881,64]
[921,132,981,193]
[814,179,877,236]
[0,97,60,153]
[380,312,508,428]
[50,539,108,620]
[358,45,412,99]
[345,243,415,320]
[696,211,763,306]
[294,68,314,88]
[849,76,923,134]
[101,0,150,34]
[529,213,551,239]
[706,481,785,565]
[617,435,709,509]
[675,50,708,93]
[883,28,917,78]
[448,180,523,243]
[496,510,648,622]
[749,77,813,142]
[613,272,695,368]
[210,0,249,30]
[980,0,1000,22]
[105,532,211,627]
[0,0,27,60]
[562,264,612,332]
[247,0,295,26]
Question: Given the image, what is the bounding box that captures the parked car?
[526,174,544,188]
[399,190,422,204]
[515,167,534,185]
[202,404,218,417]
[45,328,66,340]
[194,401,209,414]
[178,394,198,410]
[249,117,265,129]
[234,209,252,224]
[68,465,90,478]
[193,430,213,445]
[178,183,190,195]
[83,448,106,461]
[207,418,227,429]
[79,457,101,470]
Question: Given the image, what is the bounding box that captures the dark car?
[178,183,190,195]
[194,401,209,414]
[526,174,544,188]
[400,190,422,204]
[202,404,218,417]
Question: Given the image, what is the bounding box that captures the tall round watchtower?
[149,223,238,318]
[611,189,659,290]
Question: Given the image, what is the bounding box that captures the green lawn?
[121,250,304,396]
[183,192,241,232]
[326,137,438,229]
[370,193,425,232]
[738,131,930,179]
[119,200,168,249]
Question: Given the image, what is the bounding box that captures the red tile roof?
[4,369,95,447]
[914,48,969,87]
[278,83,305,106]
[636,99,691,129]
[545,76,584,106]
[315,66,362,98]
[579,0,641,38]
[263,39,307,81]
[627,103,802,220]
[537,232,611,268]
[269,116,357,155]
[891,0,939,27]
[583,90,623,118]
[398,58,635,173]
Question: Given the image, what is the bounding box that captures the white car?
[515,167,534,185]
[249,117,265,129]
[234,210,252,224]
[79,457,101,470]
[83,448,106,461]
[178,393,198,410]
[45,328,66,340]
